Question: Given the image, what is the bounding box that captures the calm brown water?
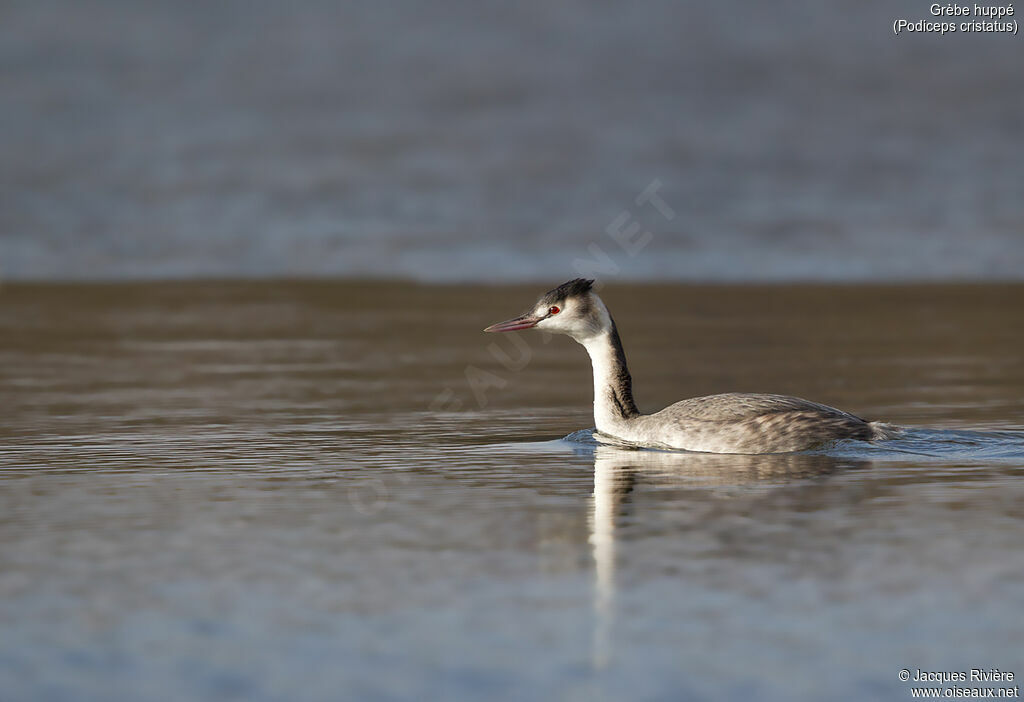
[2,282,1023,701]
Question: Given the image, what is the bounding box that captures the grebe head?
[483,278,611,341]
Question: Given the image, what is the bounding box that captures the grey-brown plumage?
[485,279,897,454]
[635,392,892,453]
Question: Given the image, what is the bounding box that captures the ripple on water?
[3,283,1024,701]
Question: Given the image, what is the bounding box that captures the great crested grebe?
[484,279,895,454]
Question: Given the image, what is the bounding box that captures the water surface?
[3,1,1023,281]
[1,282,1023,701]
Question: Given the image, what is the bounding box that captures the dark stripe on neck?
[606,318,639,419]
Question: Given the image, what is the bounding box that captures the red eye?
[549,306,560,315]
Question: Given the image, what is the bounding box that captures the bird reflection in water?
[586,444,869,669]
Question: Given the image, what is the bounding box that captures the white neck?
[579,325,639,434]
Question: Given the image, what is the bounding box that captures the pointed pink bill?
[483,314,541,333]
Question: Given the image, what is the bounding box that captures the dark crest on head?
[539,278,594,307]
